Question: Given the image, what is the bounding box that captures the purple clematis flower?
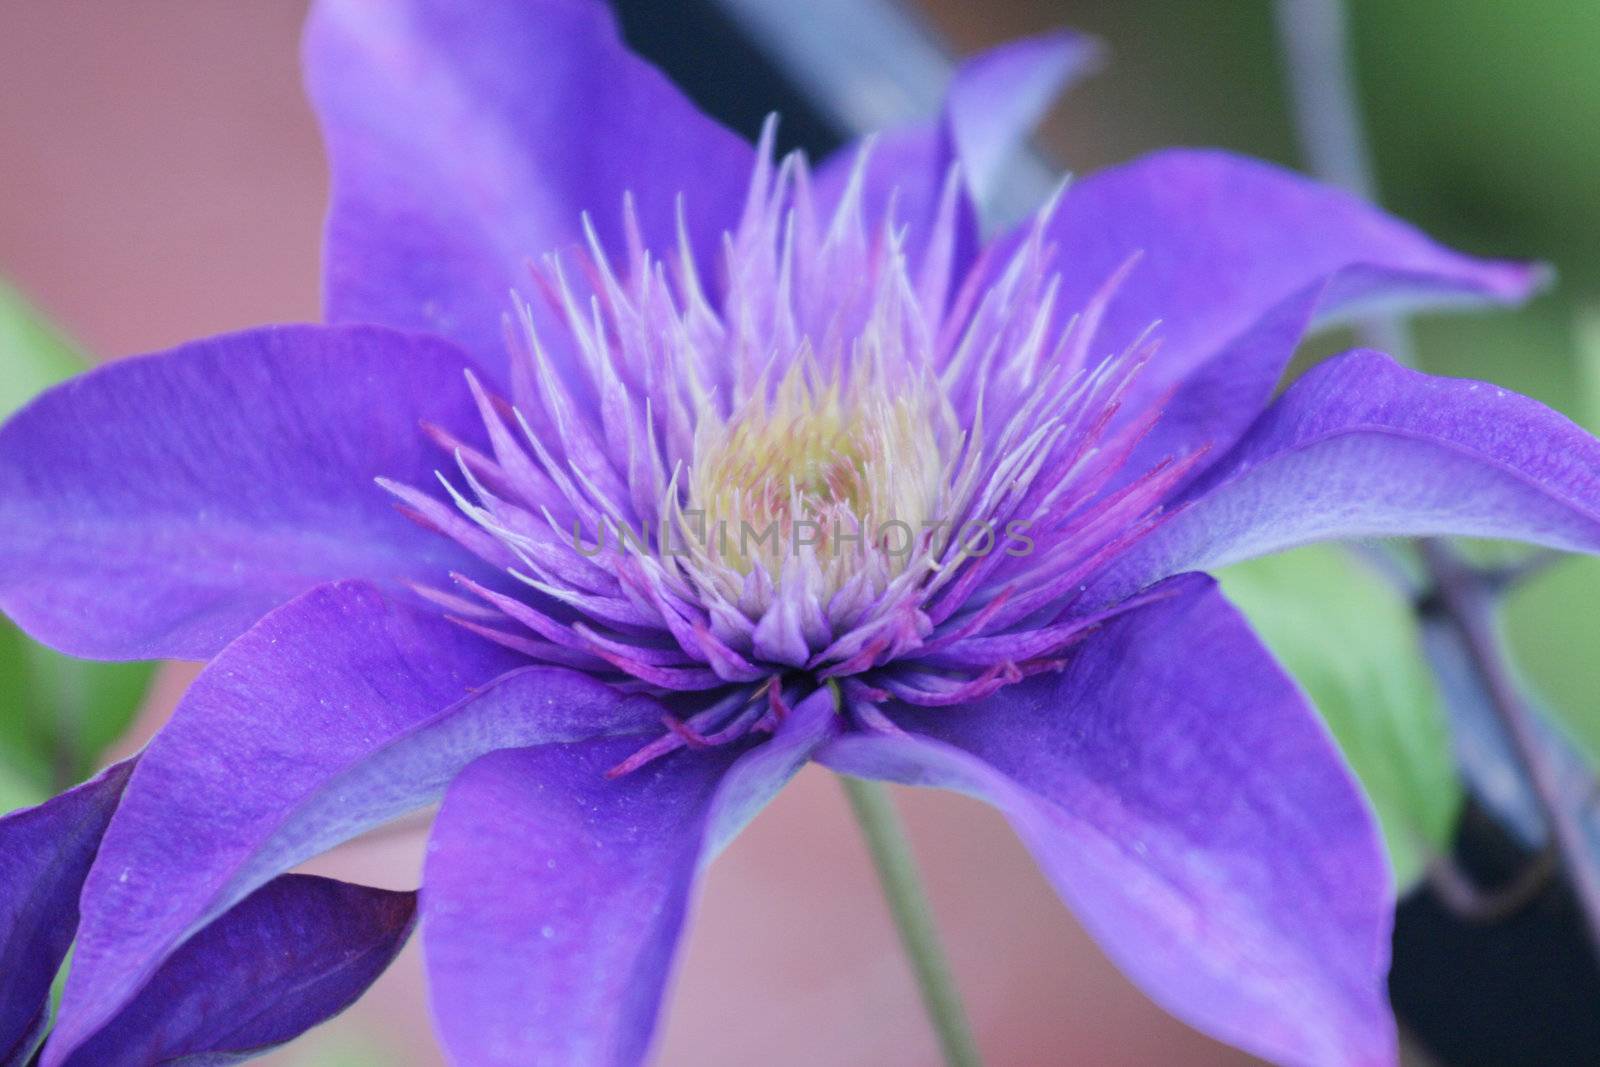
[4,2,1600,1064]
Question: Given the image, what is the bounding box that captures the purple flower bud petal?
[0,760,132,1067]
[57,875,415,1067]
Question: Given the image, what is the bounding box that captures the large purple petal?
[45,581,661,1064]
[0,324,488,661]
[58,875,415,1067]
[0,761,132,1067]
[1098,350,1600,602]
[1044,149,1541,420]
[424,689,838,1067]
[822,575,1396,1066]
[306,0,754,377]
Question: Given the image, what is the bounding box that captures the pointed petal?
[305,0,753,376]
[424,690,837,1067]
[812,30,1095,269]
[0,324,489,661]
[1039,149,1542,416]
[424,743,718,1067]
[706,689,842,856]
[0,761,133,1067]
[46,581,660,1064]
[944,30,1102,202]
[58,875,415,1067]
[1097,351,1600,601]
[822,576,1397,1067]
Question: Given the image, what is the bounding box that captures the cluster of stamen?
[389,120,1193,773]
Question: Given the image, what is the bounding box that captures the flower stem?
[1271,0,1415,366]
[840,775,982,1067]
[1420,541,1600,952]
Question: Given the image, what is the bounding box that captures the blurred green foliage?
[1495,311,1600,759]
[1356,0,1600,294]
[290,1032,410,1067]
[0,282,154,812]
[1221,545,1460,888]
[1353,0,1600,765]
[0,622,153,805]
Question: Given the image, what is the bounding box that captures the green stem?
[1271,0,1416,366]
[840,774,982,1067]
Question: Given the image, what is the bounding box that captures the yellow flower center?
[678,359,950,590]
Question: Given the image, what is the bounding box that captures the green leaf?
[9,630,157,784]
[0,617,38,748]
[0,604,155,794]
[0,753,48,816]
[0,280,86,420]
[1220,544,1461,889]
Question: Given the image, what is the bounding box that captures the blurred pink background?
[0,3,1262,1064]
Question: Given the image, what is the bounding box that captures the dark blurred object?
[610,0,841,157]
[1395,800,1600,1067]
